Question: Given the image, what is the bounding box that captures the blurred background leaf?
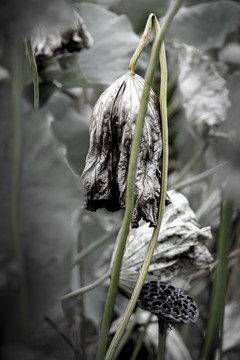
[166,1,240,51]
[40,3,141,88]
[110,0,169,33]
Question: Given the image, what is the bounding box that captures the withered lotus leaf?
[81,71,163,227]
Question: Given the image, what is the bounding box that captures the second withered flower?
[81,71,164,228]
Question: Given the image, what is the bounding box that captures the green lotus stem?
[130,313,152,360]
[203,199,233,360]
[11,39,28,339]
[95,17,155,359]
[72,222,122,267]
[157,320,168,360]
[128,13,156,74]
[112,310,141,360]
[105,1,184,358]
[60,270,111,302]
[95,12,165,360]
[27,38,39,109]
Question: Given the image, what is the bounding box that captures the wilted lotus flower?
[81,71,165,228]
[115,190,213,295]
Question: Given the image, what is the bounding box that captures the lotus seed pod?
[137,280,199,324]
[81,71,165,228]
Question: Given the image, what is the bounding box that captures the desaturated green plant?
[2,0,240,360]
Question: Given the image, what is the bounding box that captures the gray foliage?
[177,44,230,137]
[167,1,240,51]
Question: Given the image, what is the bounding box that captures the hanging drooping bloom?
[81,71,166,228]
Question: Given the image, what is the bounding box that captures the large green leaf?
[167,1,240,51]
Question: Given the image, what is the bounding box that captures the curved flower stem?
[60,270,111,302]
[27,38,39,110]
[105,2,183,359]
[72,222,122,267]
[128,13,156,74]
[95,13,163,360]
[157,320,168,360]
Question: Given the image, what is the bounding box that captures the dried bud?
[81,71,164,228]
[137,280,199,324]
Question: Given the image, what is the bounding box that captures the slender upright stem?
[130,313,152,360]
[96,2,183,359]
[157,320,168,360]
[11,39,27,339]
[27,38,39,110]
[105,2,184,359]
[203,199,233,359]
[95,13,163,360]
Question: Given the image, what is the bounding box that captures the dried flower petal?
[81,71,163,227]
[137,280,199,324]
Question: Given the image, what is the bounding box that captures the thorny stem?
[203,199,233,360]
[27,38,39,110]
[157,320,168,360]
[60,271,111,302]
[105,1,184,358]
[72,222,122,267]
[11,39,28,340]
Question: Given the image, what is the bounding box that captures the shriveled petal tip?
[81,71,163,227]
